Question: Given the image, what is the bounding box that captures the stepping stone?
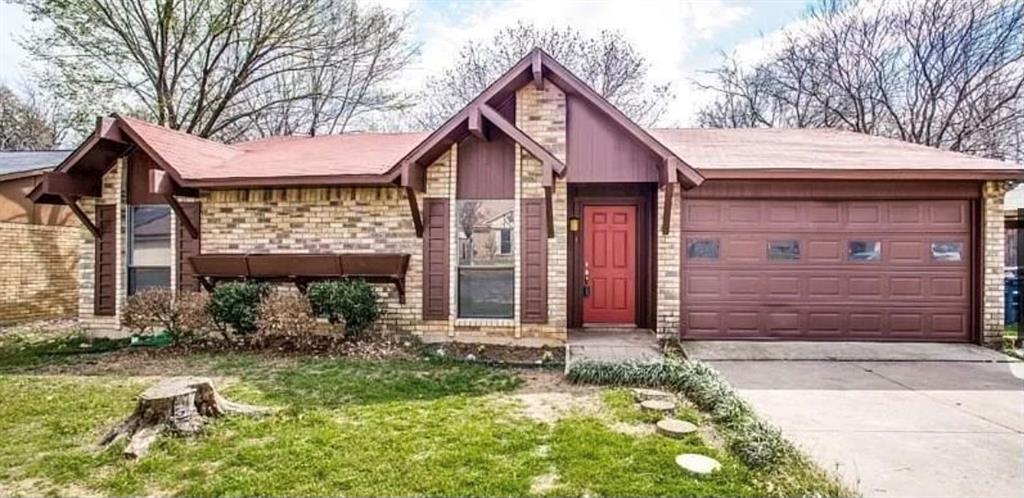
[639,399,676,413]
[656,418,697,438]
[632,388,673,402]
[675,454,721,475]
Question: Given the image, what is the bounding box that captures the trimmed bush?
[307,280,380,336]
[567,359,794,468]
[207,282,270,335]
[256,290,319,343]
[123,289,211,345]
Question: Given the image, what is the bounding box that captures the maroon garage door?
[681,198,973,341]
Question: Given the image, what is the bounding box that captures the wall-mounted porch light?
[568,216,580,232]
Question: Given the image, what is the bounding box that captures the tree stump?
[99,376,269,459]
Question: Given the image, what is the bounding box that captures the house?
[0,150,78,323]
[28,49,1023,345]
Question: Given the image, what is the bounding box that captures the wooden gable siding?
[94,204,117,316]
[422,198,450,319]
[566,95,661,183]
[177,202,201,292]
[457,96,516,199]
[521,198,548,323]
[126,150,166,205]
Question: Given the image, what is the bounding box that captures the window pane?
[458,268,513,318]
[767,240,800,260]
[931,242,964,262]
[131,206,172,266]
[128,267,171,294]
[848,240,881,261]
[686,238,719,259]
[456,200,514,267]
[456,199,514,318]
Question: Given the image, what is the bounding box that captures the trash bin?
[1006,275,1019,327]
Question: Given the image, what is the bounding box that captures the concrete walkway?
[566,329,663,364]
[699,344,1024,498]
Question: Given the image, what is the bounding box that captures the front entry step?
[565,328,663,367]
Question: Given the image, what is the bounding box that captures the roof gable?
[394,48,705,190]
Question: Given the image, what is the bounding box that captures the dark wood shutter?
[521,198,548,323]
[177,202,201,292]
[94,204,117,316]
[422,198,449,319]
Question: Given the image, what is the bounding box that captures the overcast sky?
[0,0,811,127]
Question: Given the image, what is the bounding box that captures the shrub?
[566,358,793,468]
[256,290,319,343]
[207,282,270,335]
[123,289,211,345]
[307,279,380,336]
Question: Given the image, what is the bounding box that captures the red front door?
[583,205,636,325]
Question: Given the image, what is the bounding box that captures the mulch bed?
[428,342,563,366]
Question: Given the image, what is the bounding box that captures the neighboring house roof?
[649,128,1021,179]
[0,150,73,180]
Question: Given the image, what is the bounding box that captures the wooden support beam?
[38,171,101,198]
[399,161,425,192]
[150,169,199,197]
[96,116,128,144]
[406,187,424,237]
[532,51,544,90]
[468,107,487,141]
[60,194,101,238]
[544,187,555,239]
[661,183,675,235]
[165,194,199,239]
[479,104,566,176]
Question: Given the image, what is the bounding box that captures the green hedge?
[207,282,271,334]
[306,280,380,336]
[566,359,793,468]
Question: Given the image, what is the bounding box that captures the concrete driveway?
[688,343,1024,498]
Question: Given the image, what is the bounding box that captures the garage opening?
[680,181,978,342]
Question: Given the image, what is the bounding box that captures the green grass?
[0,336,846,497]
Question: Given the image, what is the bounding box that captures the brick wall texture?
[983,180,1013,344]
[0,222,79,323]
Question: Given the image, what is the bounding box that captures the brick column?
[656,186,681,337]
[983,180,1013,345]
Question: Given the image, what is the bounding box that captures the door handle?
[583,260,591,298]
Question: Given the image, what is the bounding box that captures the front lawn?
[0,330,847,497]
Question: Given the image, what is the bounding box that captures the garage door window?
[848,241,881,261]
[686,238,719,259]
[931,242,964,262]
[767,240,800,261]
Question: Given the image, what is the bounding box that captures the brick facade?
[655,187,681,337]
[0,222,79,323]
[77,161,125,332]
[983,180,1013,344]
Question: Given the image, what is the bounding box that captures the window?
[848,240,881,261]
[456,200,514,318]
[931,241,964,262]
[686,238,719,259]
[498,228,513,255]
[767,240,800,260]
[128,206,172,294]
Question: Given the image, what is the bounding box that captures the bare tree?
[0,85,56,150]
[697,0,1024,160]
[414,23,673,129]
[16,0,416,140]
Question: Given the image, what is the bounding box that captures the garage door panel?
[681,198,972,342]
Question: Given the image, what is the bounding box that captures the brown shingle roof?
[648,128,1020,173]
[114,116,1021,186]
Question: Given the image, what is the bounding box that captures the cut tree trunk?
[99,376,269,459]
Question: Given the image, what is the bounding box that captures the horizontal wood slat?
[521,198,548,323]
[423,198,450,320]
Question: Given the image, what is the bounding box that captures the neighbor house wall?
[0,222,79,323]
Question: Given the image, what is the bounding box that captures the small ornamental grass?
[566,359,794,469]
